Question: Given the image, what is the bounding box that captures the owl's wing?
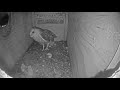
[41,32,52,42]
[40,29,57,42]
[43,29,57,38]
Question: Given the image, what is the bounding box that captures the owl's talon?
[42,44,45,51]
[44,44,49,50]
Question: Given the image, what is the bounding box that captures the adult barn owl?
[30,26,57,50]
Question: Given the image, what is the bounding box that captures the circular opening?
[0,13,9,27]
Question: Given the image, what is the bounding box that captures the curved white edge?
[106,40,120,70]
[0,69,12,78]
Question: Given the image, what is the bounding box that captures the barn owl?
[30,26,57,50]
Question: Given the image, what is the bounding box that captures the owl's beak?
[30,29,34,37]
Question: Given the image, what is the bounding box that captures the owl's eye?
[31,30,35,34]
[30,30,35,37]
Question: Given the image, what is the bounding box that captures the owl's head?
[30,28,46,42]
[30,29,40,38]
